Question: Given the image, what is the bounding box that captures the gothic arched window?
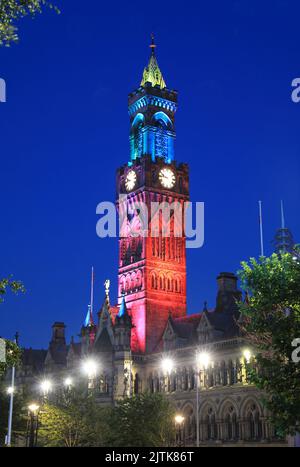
[224,406,239,441]
[206,408,218,440]
[131,113,144,160]
[245,403,263,441]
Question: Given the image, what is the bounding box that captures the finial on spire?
[150,33,156,53]
[104,279,110,299]
[203,301,208,312]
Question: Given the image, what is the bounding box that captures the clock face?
[125,170,137,191]
[159,168,176,189]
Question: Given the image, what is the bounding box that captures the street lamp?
[197,352,210,369]
[161,358,174,393]
[161,357,174,374]
[27,404,40,447]
[195,352,211,447]
[82,358,98,379]
[40,379,52,397]
[6,386,14,395]
[174,414,185,447]
[64,377,73,387]
[243,349,252,363]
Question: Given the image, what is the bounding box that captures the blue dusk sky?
[0,0,299,348]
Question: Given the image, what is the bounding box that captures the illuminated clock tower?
[117,37,189,353]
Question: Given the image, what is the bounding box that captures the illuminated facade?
[16,40,286,446]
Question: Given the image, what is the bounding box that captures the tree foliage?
[38,391,175,447]
[0,0,59,46]
[0,276,24,375]
[0,339,22,376]
[238,250,300,437]
[103,393,175,447]
[38,390,107,447]
[0,277,25,303]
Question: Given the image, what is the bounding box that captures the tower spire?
[140,34,166,89]
[281,200,285,229]
[118,293,128,318]
[83,267,95,327]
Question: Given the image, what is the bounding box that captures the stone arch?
[136,269,142,289]
[125,274,131,293]
[166,273,174,292]
[199,399,218,419]
[240,397,264,441]
[119,275,126,295]
[240,396,263,417]
[131,113,145,132]
[151,111,173,130]
[218,398,240,419]
[130,113,145,160]
[150,271,157,289]
[181,402,195,444]
[131,272,136,290]
[199,400,219,442]
[159,273,166,291]
[218,399,240,441]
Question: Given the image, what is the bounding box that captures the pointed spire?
[118,293,127,318]
[140,34,166,89]
[203,301,208,312]
[83,304,94,328]
[281,200,285,229]
[90,266,94,318]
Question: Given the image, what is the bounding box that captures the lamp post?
[27,404,40,448]
[174,414,185,447]
[5,332,19,447]
[196,352,211,447]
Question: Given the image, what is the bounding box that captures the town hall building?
[17,39,284,446]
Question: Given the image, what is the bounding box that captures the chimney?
[217,272,238,292]
[51,322,66,345]
[215,272,241,314]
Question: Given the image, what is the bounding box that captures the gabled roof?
[68,341,81,357]
[95,295,114,346]
[22,348,47,371]
[46,344,67,365]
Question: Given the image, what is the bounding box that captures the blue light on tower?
[128,37,177,165]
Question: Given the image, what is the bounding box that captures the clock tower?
[116,37,189,353]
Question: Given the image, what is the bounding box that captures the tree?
[38,390,107,447]
[103,393,175,447]
[0,277,24,303]
[238,249,300,437]
[0,0,59,46]
[0,339,22,376]
[38,391,175,447]
[0,277,24,376]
